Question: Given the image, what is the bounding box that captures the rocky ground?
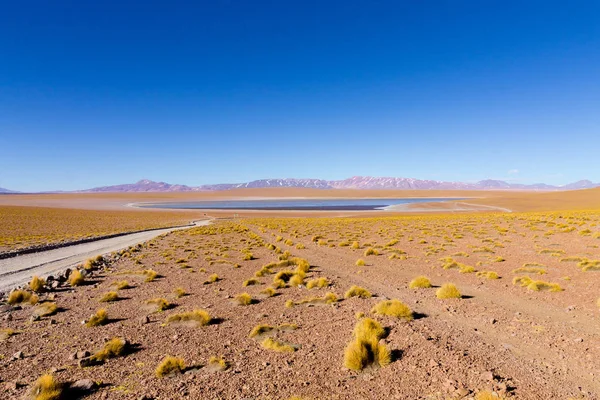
[1,212,599,399]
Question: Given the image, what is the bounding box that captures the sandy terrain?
[1,211,599,399]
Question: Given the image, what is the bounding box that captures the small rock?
[481,371,494,381]
[70,379,96,391]
[79,357,102,368]
[490,318,497,324]
[77,350,91,359]
[12,351,24,360]
[574,337,583,343]
[140,315,150,325]
[566,305,576,312]
[30,314,41,322]
[51,281,60,289]
[4,381,17,391]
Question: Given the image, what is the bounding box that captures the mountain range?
[2,177,598,194]
[75,177,600,192]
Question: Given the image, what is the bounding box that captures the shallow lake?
[138,198,463,211]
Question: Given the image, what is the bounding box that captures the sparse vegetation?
[165,309,211,326]
[99,291,119,302]
[436,283,461,299]
[68,269,85,286]
[371,299,413,321]
[156,356,186,377]
[235,292,253,305]
[409,276,431,289]
[30,374,62,400]
[86,308,109,327]
[261,337,295,352]
[344,285,372,299]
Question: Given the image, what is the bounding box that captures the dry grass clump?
[249,324,274,338]
[143,269,158,282]
[409,276,431,289]
[173,287,187,298]
[235,293,253,306]
[261,337,296,352]
[30,374,63,400]
[371,299,413,321]
[86,308,108,327]
[296,243,305,249]
[364,247,379,256]
[243,278,260,286]
[0,328,16,341]
[344,285,372,299]
[513,267,546,275]
[475,390,504,399]
[351,241,360,249]
[33,302,58,317]
[29,276,46,293]
[156,356,186,378]
[204,273,219,284]
[242,252,254,261]
[68,269,85,286]
[99,291,119,302]
[208,355,228,371]
[285,299,295,308]
[289,273,305,287]
[476,271,500,279]
[112,280,131,290]
[355,259,366,266]
[306,277,329,289]
[83,255,104,271]
[436,283,462,299]
[512,276,562,292]
[344,318,390,371]
[7,289,38,305]
[91,337,128,362]
[165,309,211,327]
[145,298,170,312]
[579,259,600,271]
[260,287,276,297]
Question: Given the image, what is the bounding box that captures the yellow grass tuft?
[99,291,119,302]
[364,247,378,256]
[208,355,228,371]
[173,287,187,298]
[91,337,128,362]
[475,390,505,400]
[86,308,108,327]
[112,280,131,290]
[143,269,158,282]
[0,328,16,341]
[344,285,372,299]
[249,324,274,338]
[235,293,253,306]
[68,269,85,286]
[30,374,62,400]
[33,302,58,317]
[351,241,360,249]
[260,287,276,297]
[145,298,170,312]
[355,259,366,266]
[8,289,38,305]
[165,309,211,327]
[436,283,461,299]
[409,276,431,289]
[371,299,413,321]
[243,278,260,286]
[29,276,46,293]
[261,337,295,352]
[476,271,500,279]
[344,318,390,370]
[156,356,186,378]
[285,299,295,308]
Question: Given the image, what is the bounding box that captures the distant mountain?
[0,187,17,193]
[79,177,600,193]
[81,179,199,193]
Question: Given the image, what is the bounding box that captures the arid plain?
[1,188,600,399]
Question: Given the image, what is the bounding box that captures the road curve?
[0,220,211,293]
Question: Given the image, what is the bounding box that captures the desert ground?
[1,189,600,399]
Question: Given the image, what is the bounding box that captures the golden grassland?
[0,205,196,252]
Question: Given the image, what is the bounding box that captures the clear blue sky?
[1,1,599,191]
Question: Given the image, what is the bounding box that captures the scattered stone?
[574,337,583,343]
[79,357,102,368]
[77,350,91,359]
[140,315,150,325]
[30,314,41,322]
[11,351,24,360]
[490,318,497,324]
[70,379,96,391]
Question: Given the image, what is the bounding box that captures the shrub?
[91,337,127,362]
[475,390,504,400]
[145,298,170,312]
[174,288,187,298]
[345,285,372,299]
[30,374,62,400]
[306,277,329,289]
[355,259,366,267]
[371,299,413,321]
[476,271,500,279]
[235,293,253,306]
[289,273,304,287]
[436,283,461,299]
[86,309,108,327]
[285,299,295,308]
[156,356,186,378]
[409,276,431,289]
[205,274,219,284]
[7,289,37,305]
[351,241,360,249]
[0,328,15,341]
[242,252,254,261]
[513,267,546,275]
[68,269,85,286]
[99,291,119,302]
[29,276,46,293]
[261,337,295,352]
[165,310,211,327]
[295,243,305,249]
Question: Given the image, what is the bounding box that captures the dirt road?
[0,220,210,292]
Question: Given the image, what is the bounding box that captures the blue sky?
[1,1,599,191]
